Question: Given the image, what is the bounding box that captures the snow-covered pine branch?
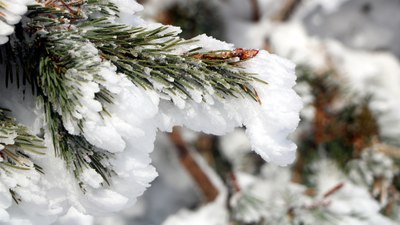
[0,0,302,224]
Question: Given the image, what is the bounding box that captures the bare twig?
[323,182,344,198]
[306,182,345,210]
[196,134,242,194]
[250,0,261,22]
[169,128,220,202]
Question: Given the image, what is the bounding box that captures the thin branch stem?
[250,0,261,22]
[169,128,220,203]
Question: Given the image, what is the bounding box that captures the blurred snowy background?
[54,0,400,224]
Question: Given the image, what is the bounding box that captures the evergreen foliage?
[0,0,263,199]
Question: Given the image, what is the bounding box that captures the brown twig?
[323,182,344,198]
[195,134,242,201]
[250,0,261,22]
[306,182,344,210]
[169,128,220,202]
[59,0,76,13]
[272,0,302,22]
[191,48,259,61]
[228,171,241,192]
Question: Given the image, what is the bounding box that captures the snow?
[219,129,251,163]
[327,43,400,142]
[0,0,30,44]
[162,202,228,225]
[155,35,302,166]
[0,130,17,146]
[0,45,301,220]
[108,0,145,26]
[307,160,396,225]
[54,208,93,225]
[64,1,400,225]
[0,181,12,223]
[93,133,201,225]
[0,21,14,36]
[162,139,229,225]
[79,169,104,189]
[0,0,302,223]
[270,22,400,143]
[0,7,23,25]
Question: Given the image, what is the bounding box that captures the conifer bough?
[0,0,302,223]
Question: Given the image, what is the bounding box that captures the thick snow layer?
[93,133,202,225]
[155,33,302,166]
